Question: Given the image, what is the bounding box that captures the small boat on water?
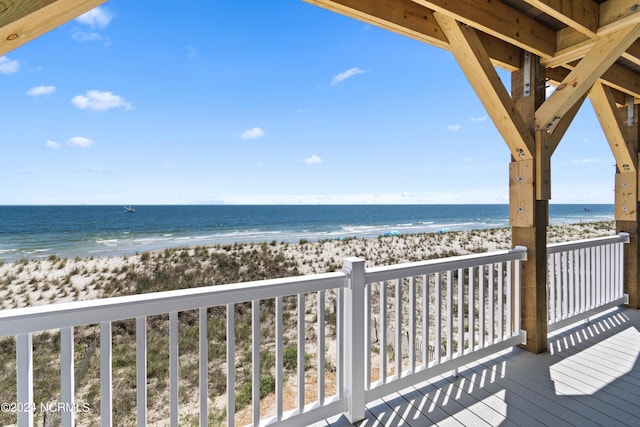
[123,206,136,213]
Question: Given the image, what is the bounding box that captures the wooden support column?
[433,12,550,353]
[511,51,548,354]
[616,174,640,308]
[591,82,640,308]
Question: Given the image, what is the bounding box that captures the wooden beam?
[539,0,640,68]
[413,0,556,59]
[0,0,56,28]
[305,0,447,49]
[0,0,106,56]
[622,40,640,68]
[546,94,586,154]
[546,64,636,105]
[590,81,638,172]
[308,1,640,99]
[599,0,640,35]
[546,27,595,67]
[546,29,640,69]
[305,0,522,70]
[522,0,598,36]
[559,60,640,102]
[535,23,640,133]
[434,12,535,160]
[599,58,640,101]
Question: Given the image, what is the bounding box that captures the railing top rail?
[365,246,527,283]
[547,232,630,255]
[0,271,347,337]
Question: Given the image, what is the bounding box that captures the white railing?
[0,247,527,427]
[0,273,349,427]
[348,247,528,420]
[547,232,630,333]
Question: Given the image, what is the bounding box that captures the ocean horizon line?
[0,202,614,207]
[0,204,614,263]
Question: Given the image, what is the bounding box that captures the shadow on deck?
[318,307,640,426]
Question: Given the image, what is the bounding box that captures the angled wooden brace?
[590,81,639,221]
[536,23,640,134]
[433,12,535,161]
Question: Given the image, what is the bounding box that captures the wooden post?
[617,217,640,308]
[614,105,640,308]
[512,202,548,353]
[511,52,548,353]
[591,84,640,309]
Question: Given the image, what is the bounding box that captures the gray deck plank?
[459,357,590,427]
[385,382,456,426]
[509,326,640,424]
[441,360,577,427]
[323,307,640,426]
[423,374,522,427]
[409,378,494,427]
[500,349,634,426]
[361,396,413,426]
[550,350,640,398]
[483,350,633,426]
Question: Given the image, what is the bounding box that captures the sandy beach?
[0,221,616,426]
[0,221,615,310]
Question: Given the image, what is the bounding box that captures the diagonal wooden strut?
[433,12,535,161]
[536,23,640,134]
[590,81,638,173]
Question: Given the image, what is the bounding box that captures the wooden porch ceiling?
[304,0,640,106]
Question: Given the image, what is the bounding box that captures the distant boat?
[123,206,136,213]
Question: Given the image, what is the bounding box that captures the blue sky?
[0,1,616,205]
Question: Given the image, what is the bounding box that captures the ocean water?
[0,204,613,262]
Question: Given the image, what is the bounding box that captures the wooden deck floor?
[314,307,640,426]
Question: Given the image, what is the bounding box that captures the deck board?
[324,307,640,426]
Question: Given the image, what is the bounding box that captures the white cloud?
[331,67,366,85]
[71,90,133,111]
[72,31,103,42]
[237,127,265,140]
[0,56,20,74]
[26,85,56,97]
[44,140,60,149]
[304,154,323,165]
[471,115,487,123]
[73,7,112,45]
[67,136,95,148]
[447,124,461,132]
[75,7,113,29]
[571,158,599,164]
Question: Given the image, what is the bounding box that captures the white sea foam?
[96,239,119,246]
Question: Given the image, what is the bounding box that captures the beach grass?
[0,221,616,425]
